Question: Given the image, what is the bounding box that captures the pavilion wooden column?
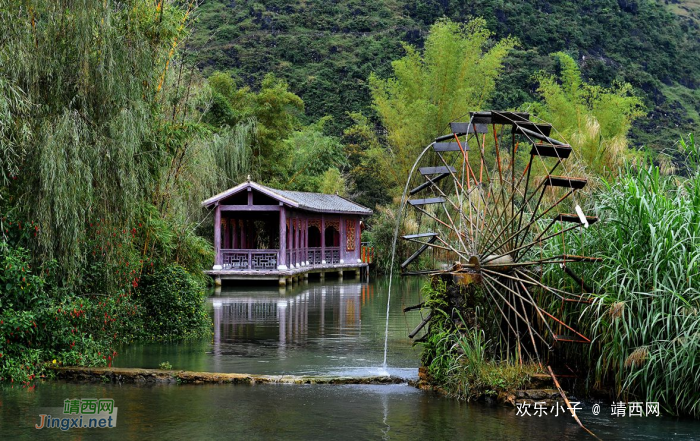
[356,218,361,262]
[304,217,309,265]
[321,215,326,264]
[223,217,230,249]
[279,204,287,269]
[339,216,346,263]
[214,204,222,268]
[232,219,238,249]
[295,216,300,267]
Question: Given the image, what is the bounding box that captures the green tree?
[527,52,644,177]
[342,112,391,209]
[274,117,348,193]
[204,71,304,178]
[0,0,192,286]
[369,18,517,192]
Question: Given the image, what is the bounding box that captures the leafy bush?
[0,240,143,385]
[135,265,212,341]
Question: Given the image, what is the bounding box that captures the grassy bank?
[419,281,543,401]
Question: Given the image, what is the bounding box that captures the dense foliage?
[192,0,700,149]
[0,0,219,383]
[589,163,700,417]
[135,265,212,341]
[534,135,700,417]
[526,52,645,178]
[368,18,516,193]
[419,280,541,401]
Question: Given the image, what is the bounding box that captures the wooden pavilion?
[202,180,372,287]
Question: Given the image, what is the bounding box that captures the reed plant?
[543,135,700,416]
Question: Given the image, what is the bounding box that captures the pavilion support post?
[231,219,238,249]
[305,217,309,265]
[340,217,346,263]
[213,204,222,269]
[223,217,230,249]
[278,276,286,288]
[278,204,287,270]
[319,270,325,281]
[321,215,326,264]
[289,217,295,268]
[356,218,362,263]
[295,216,300,267]
[289,217,294,268]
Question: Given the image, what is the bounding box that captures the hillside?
[191,0,700,149]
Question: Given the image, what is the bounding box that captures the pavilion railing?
[324,247,340,264]
[222,249,278,270]
[221,247,342,270]
[308,247,323,265]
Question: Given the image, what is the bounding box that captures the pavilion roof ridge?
[201,181,372,215]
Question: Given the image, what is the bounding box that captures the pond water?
[0,276,697,440]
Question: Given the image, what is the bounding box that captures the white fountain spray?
[381,143,436,372]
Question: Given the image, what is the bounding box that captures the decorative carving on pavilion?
[308,219,322,231]
[346,220,356,251]
[325,220,340,231]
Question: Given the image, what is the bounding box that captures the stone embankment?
[50,366,408,386]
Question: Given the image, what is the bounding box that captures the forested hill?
[191,0,700,149]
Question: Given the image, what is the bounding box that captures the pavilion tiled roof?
[201,181,372,215]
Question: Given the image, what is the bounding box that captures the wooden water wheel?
[400,110,600,362]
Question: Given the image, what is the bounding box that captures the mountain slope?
[191,0,699,149]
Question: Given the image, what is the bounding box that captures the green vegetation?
[538,135,700,417]
[525,52,645,178]
[368,18,516,193]
[192,0,700,149]
[420,281,541,400]
[0,0,216,384]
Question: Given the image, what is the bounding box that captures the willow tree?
[0,0,199,287]
[527,52,644,178]
[368,18,517,193]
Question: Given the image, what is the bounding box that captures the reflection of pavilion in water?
[211,283,376,354]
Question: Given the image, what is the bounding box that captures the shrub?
[135,265,212,341]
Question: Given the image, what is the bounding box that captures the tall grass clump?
[544,134,700,417]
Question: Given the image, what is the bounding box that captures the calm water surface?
[0,277,697,440]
